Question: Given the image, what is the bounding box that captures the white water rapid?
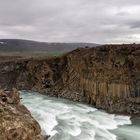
[21,91,140,140]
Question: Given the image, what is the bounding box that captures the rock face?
[0,44,140,116]
[0,89,47,140]
[59,45,140,115]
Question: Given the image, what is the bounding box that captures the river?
[21,91,140,140]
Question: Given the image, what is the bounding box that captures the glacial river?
[21,91,140,140]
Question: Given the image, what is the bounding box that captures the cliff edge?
[0,44,140,116]
[0,89,47,140]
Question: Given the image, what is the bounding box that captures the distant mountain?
[0,39,98,53]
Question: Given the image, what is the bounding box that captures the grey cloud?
[0,0,140,43]
[128,21,140,29]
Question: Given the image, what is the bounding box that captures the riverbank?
[0,89,48,140]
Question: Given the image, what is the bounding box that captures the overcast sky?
[0,0,140,43]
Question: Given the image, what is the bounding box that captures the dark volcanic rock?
[0,44,140,116]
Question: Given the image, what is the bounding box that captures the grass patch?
[0,51,64,57]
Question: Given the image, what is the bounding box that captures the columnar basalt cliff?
[0,44,140,116]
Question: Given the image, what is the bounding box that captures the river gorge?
[21,91,140,140]
[0,44,140,140]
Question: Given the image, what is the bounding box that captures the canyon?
[0,44,140,116]
[1,43,140,139]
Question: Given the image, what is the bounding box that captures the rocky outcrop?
[0,89,47,140]
[58,45,140,116]
[0,44,140,116]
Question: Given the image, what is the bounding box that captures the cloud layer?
[0,0,140,43]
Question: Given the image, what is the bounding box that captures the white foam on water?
[114,115,131,126]
[21,91,132,140]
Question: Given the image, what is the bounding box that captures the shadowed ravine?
[21,91,140,140]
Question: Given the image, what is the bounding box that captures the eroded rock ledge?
[0,88,47,140]
[0,44,140,116]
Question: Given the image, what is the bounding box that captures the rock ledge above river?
[0,88,48,140]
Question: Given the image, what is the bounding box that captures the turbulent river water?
[21,91,140,140]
